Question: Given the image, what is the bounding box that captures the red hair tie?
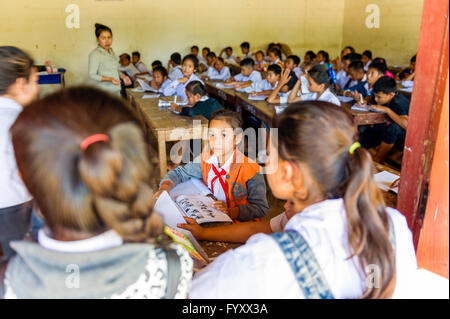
[80,134,109,150]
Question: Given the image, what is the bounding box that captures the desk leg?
[157,131,167,178]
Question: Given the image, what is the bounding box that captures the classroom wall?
[342,0,424,66]
[0,0,423,86]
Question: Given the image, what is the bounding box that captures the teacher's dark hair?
[95,23,112,38]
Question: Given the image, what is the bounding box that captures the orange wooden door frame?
[397,0,449,252]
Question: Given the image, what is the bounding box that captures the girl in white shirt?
[162,54,204,101]
[283,64,341,106]
[188,101,417,299]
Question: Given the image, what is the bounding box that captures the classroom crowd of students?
[0,21,420,299]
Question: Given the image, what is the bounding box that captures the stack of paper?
[351,104,385,113]
[275,105,287,115]
[216,82,235,89]
[142,94,160,99]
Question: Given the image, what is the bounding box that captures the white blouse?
[189,198,418,299]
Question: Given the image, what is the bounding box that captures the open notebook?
[374,171,399,194]
[136,78,158,93]
[153,179,233,269]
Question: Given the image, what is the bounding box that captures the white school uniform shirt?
[209,66,231,81]
[119,63,140,79]
[189,198,418,299]
[134,61,148,73]
[234,70,262,83]
[293,67,302,80]
[0,97,32,208]
[364,60,372,72]
[205,153,234,203]
[300,75,311,94]
[168,65,183,81]
[158,78,173,95]
[300,88,341,106]
[336,69,350,89]
[162,73,204,101]
[250,79,278,92]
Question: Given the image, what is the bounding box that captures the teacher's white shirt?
[0,97,32,208]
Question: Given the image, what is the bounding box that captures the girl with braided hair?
[1,87,192,299]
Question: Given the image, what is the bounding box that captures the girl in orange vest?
[156,110,269,221]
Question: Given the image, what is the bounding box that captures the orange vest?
[200,150,261,220]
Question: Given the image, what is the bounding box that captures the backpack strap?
[163,248,181,299]
[270,231,334,299]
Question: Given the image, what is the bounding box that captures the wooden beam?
[397,0,449,248]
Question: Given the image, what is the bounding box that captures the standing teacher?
[88,23,131,96]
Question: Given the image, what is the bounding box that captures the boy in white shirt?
[202,57,231,81]
[119,53,140,80]
[167,52,183,81]
[219,46,238,65]
[285,55,302,79]
[226,58,262,88]
[131,51,148,73]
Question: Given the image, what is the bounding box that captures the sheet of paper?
[337,95,354,103]
[248,94,267,101]
[400,87,413,93]
[351,104,385,113]
[131,87,145,93]
[158,100,188,107]
[136,78,158,92]
[216,82,235,89]
[374,171,399,194]
[275,105,288,115]
[142,94,160,99]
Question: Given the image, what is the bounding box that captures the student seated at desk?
[266,70,299,104]
[362,50,373,71]
[352,60,387,103]
[162,54,203,101]
[254,50,269,72]
[268,47,284,69]
[219,47,238,64]
[202,57,230,81]
[236,41,254,63]
[167,52,183,81]
[283,64,341,106]
[226,58,262,87]
[145,66,172,94]
[373,57,395,79]
[119,53,140,81]
[285,55,302,79]
[395,54,416,81]
[341,61,368,97]
[131,51,148,73]
[150,60,163,76]
[2,87,193,299]
[155,110,269,222]
[300,50,316,71]
[246,64,283,96]
[316,50,330,69]
[337,53,361,91]
[188,101,417,299]
[200,52,217,80]
[170,81,223,120]
[358,76,410,164]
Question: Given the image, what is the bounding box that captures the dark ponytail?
[186,80,207,97]
[276,101,396,299]
[95,23,112,38]
[307,64,333,88]
[0,46,34,94]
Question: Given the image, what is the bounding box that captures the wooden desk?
[397,83,413,100]
[235,92,276,127]
[340,101,390,126]
[204,80,237,109]
[128,91,209,179]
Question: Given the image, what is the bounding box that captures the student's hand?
[177,217,205,239]
[390,177,400,189]
[178,76,189,84]
[369,105,389,113]
[153,184,172,202]
[343,90,353,97]
[170,103,181,112]
[280,69,292,86]
[251,91,259,96]
[212,201,229,214]
[150,80,159,89]
[111,78,121,85]
[123,76,132,86]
